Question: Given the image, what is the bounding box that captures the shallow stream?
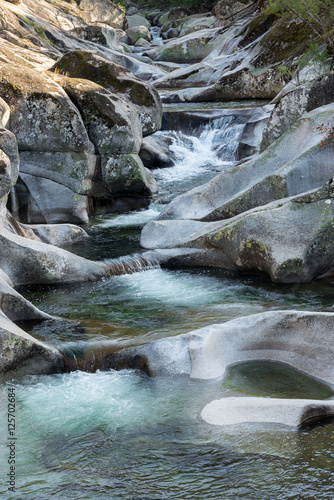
[1,102,334,499]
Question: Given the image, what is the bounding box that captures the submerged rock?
[74,0,127,29]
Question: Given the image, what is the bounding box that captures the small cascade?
[60,340,148,374]
[105,253,160,276]
[150,109,267,182]
[150,26,163,45]
[60,341,120,373]
[161,108,269,161]
[143,105,271,202]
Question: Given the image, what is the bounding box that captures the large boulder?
[126,14,151,29]
[56,76,143,154]
[51,50,162,136]
[141,179,334,283]
[213,0,253,20]
[1,66,92,154]
[99,153,158,198]
[109,310,334,385]
[260,87,310,152]
[126,25,151,44]
[0,311,64,379]
[74,0,127,29]
[139,135,175,169]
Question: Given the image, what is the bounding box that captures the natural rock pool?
[1,102,334,499]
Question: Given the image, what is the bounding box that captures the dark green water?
[222,361,334,400]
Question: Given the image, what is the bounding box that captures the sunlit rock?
[201,397,334,428]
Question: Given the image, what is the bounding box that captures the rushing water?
[150,103,270,201]
[1,102,334,499]
[1,370,334,499]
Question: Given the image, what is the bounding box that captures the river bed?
[1,101,334,499]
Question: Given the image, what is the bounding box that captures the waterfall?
[150,26,163,45]
[147,106,270,201]
[105,253,160,275]
[160,108,269,162]
[60,340,148,374]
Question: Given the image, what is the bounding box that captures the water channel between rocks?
[1,101,334,500]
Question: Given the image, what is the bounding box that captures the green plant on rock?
[277,42,329,85]
[112,0,126,12]
[265,0,334,56]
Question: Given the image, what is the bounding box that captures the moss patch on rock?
[51,51,156,107]
[254,15,313,67]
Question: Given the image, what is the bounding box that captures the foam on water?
[111,268,243,307]
[154,131,234,185]
[96,204,162,228]
[13,370,171,435]
[2,369,334,500]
